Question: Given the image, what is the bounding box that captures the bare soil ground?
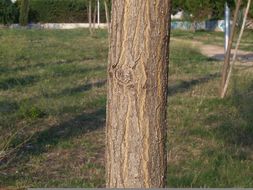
[172,38,253,66]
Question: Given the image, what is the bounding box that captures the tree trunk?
[93,5,97,30]
[106,0,172,188]
[104,0,110,33]
[97,0,100,28]
[221,0,252,98]
[88,0,92,35]
[191,20,197,32]
[220,0,242,97]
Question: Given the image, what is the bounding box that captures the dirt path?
[172,38,253,66]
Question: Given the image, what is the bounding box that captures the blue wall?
[171,20,226,32]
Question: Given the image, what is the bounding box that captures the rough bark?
[106,0,172,188]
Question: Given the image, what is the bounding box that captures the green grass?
[0,29,107,188]
[168,40,253,187]
[0,29,253,188]
[171,29,253,51]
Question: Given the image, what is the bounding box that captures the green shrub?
[0,0,18,25]
[28,0,106,23]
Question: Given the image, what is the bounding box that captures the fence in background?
[171,20,226,32]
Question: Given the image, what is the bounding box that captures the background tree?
[88,0,92,34]
[185,0,212,30]
[242,0,253,18]
[220,0,242,97]
[103,0,110,32]
[106,0,172,188]
[221,0,252,97]
[210,0,235,19]
[172,0,236,20]
[92,3,97,29]
[19,0,29,26]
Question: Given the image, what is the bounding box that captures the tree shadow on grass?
[0,100,19,114]
[1,56,99,75]
[60,79,106,95]
[10,57,97,73]
[0,66,9,75]
[217,92,253,146]
[29,108,106,153]
[46,65,106,78]
[168,76,253,188]
[206,79,253,148]
[48,79,107,98]
[210,53,253,63]
[1,108,106,167]
[0,75,40,90]
[168,73,220,96]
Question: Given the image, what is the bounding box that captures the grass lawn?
[0,29,253,188]
[171,29,253,52]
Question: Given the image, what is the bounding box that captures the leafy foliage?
[172,0,237,20]
[0,0,18,25]
[27,0,107,23]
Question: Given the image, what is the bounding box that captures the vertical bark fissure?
[122,89,131,185]
[142,2,151,187]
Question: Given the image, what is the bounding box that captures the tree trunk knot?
[115,68,133,85]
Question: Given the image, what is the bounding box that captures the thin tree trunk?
[191,20,197,32]
[221,0,252,98]
[97,0,100,27]
[104,0,110,33]
[220,0,242,97]
[93,5,97,30]
[88,0,92,35]
[106,0,172,188]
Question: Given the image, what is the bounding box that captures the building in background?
[171,10,184,20]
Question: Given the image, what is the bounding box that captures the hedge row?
[2,0,252,25]
[28,0,108,23]
[0,0,19,24]
[0,0,109,24]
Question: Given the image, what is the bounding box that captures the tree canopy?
[172,0,252,21]
[0,0,18,24]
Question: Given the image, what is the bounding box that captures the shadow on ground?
[9,57,97,73]
[0,100,19,114]
[1,108,106,167]
[206,79,253,148]
[0,75,40,90]
[210,53,253,63]
[48,79,107,98]
[168,73,220,96]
